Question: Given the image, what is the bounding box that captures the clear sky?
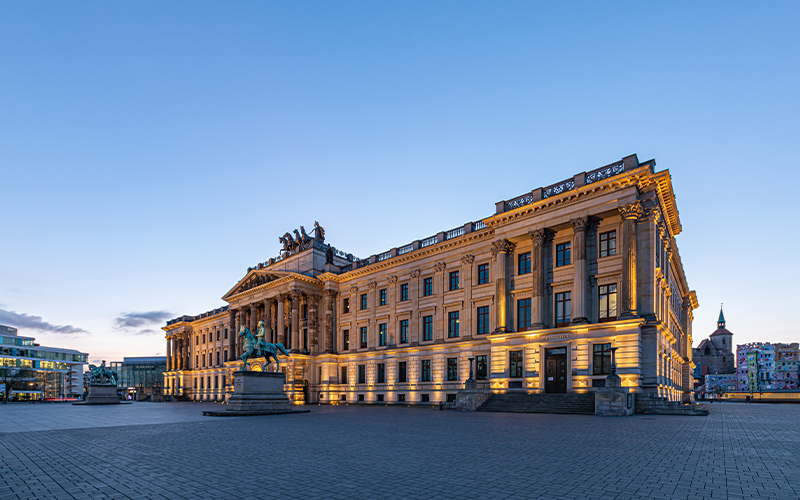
[1,2,798,363]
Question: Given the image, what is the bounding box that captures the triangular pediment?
[222,270,297,301]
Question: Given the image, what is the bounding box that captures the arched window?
[704,346,711,355]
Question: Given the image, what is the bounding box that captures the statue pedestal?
[203,371,308,417]
[73,384,129,405]
[594,374,634,416]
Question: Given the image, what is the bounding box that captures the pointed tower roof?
[710,305,732,337]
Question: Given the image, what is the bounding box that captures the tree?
[0,366,38,403]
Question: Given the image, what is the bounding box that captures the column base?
[571,317,589,325]
[531,323,547,329]
[492,327,508,334]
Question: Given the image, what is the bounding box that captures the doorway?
[545,347,568,393]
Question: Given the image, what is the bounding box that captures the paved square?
[1,402,798,500]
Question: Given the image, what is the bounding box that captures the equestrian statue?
[237,322,290,372]
[88,361,118,385]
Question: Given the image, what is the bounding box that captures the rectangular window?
[224,328,228,339]
[478,264,489,285]
[509,350,523,378]
[599,231,616,258]
[398,394,405,402]
[377,363,385,383]
[202,334,206,344]
[358,365,366,384]
[517,298,531,331]
[398,361,407,383]
[216,331,220,341]
[360,294,368,310]
[556,242,571,267]
[420,359,431,382]
[379,289,387,306]
[360,326,368,349]
[400,283,409,301]
[342,330,350,350]
[555,292,571,327]
[593,343,612,375]
[343,297,350,314]
[423,277,433,296]
[341,366,348,384]
[447,357,458,381]
[477,306,489,335]
[223,350,228,362]
[216,351,220,366]
[421,394,430,402]
[422,315,433,341]
[449,271,459,291]
[599,284,618,322]
[378,323,387,347]
[222,376,226,387]
[448,311,460,338]
[518,252,531,275]
[399,319,409,344]
[476,355,488,380]
[377,394,384,402]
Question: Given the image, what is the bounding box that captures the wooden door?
[545,348,568,393]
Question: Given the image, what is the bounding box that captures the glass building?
[0,324,88,400]
[109,356,166,400]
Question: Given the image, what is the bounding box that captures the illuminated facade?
[0,325,88,400]
[164,154,698,404]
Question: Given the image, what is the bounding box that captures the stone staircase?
[477,393,596,415]
[635,394,708,416]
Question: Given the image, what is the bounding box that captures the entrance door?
[545,347,568,393]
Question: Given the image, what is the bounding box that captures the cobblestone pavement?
[1,402,798,500]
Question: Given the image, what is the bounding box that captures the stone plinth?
[73,385,128,405]
[204,371,308,417]
[594,375,634,416]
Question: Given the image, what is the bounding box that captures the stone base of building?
[455,379,491,411]
[204,371,308,417]
[73,385,129,405]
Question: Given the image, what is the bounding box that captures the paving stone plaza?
[1,403,798,500]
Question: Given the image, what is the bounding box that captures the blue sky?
[1,2,798,362]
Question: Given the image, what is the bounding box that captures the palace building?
[163,154,698,405]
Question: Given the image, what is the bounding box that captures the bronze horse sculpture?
[237,322,290,372]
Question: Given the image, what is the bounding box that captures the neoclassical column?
[409,270,420,344]
[619,201,643,317]
[290,289,300,353]
[323,289,337,353]
[249,303,257,338]
[308,293,321,355]
[166,337,172,372]
[461,255,474,338]
[530,229,553,329]
[491,239,515,332]
[277,295,286,346]
[263,298,273,344]
[570,217,590,324]
[228,309,236,362]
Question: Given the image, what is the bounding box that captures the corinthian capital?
[461,254,475,267]
[491,239,516,257]
[619,201,643,220]
[324,289,338,299]
[349,285,359,295]
[410,269,421,279]
[570,217,590,233]
[529,228,553,244]
[433,262,447,274]
[387,275,398,284]
[367,281,378,290]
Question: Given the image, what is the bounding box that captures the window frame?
[357,364,366,384]
[420,359,432,382]
[518,252,531,275]
[556,242,571,267]
[377,363,385,384]
[379,289,387,306]
[449,271,460,291]
[422,315,433,342]
[360,326,368,349]
[598,284,618,322]
[517,298,531,331]
[399,319,409,344]
[400,283,409,302]
[341,366,348,384]
[343,297,350,314]
[447,357,458,381]
[360,293,368,310]
[477,306,489,335]
[599,230,617,258]
[378,323,387,347]
[477,264,489,285]
[509,350,524,378]
[423,277,433,296]
[555,291,572,327]
[448,311,460,338]
[593,343,612,375]
[475,355,488,380]
[342,329,350,351]
[398,361,407,383]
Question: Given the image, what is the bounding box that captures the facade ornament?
[309,293,322,306]
[314,221,326,242]
[349,285,359,295]
[367,281,378,290]
[387,275,398,284]
[529,228,553,243]
[570,217,590,233]
[410,269,421,279]
[433,262,447,274]
[290,289,301,300]
[461,254,475,267]
[490,239,516,258]
[618,201,644,220]
[323,289,338,299]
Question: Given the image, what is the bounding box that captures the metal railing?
[444,227,465,240]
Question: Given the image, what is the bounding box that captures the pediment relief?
[223,270,305,300]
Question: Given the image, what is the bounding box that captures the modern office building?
[0,324,88,400]
[109,356,166,400]
[164,154,698,404]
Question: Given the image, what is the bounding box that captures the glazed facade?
[164,154,698,404]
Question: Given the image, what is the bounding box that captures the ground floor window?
[421,394,430,402]
[476,355,488,380]
[421,359,431,382]
[341,366,348,384]
[377,394,384,402]
[358,364,366,384]
[398,361,407,383]
[593,343,612,375]
[377,363,385,383]
[358,394,364,401]
[446,393,456,403]
[510,350,524,378]
[447,357,458,381]
[398,394,405,402]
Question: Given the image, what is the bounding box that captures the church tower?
[710,306,733,354]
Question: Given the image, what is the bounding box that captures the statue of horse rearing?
[238,322,290,372]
